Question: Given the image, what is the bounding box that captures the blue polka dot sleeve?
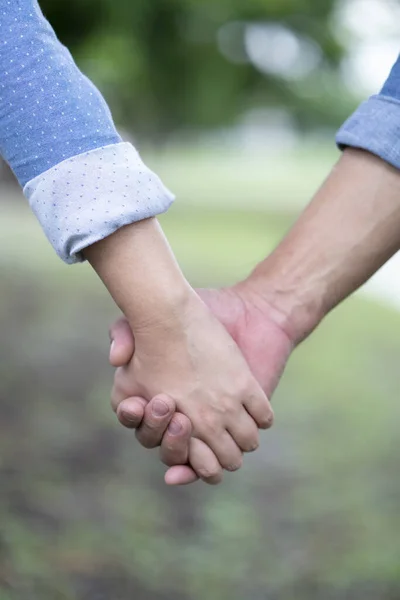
[0,0,174,263]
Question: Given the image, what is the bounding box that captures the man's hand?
[110,285,294,485]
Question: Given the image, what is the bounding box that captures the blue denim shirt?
[337,54,400,168]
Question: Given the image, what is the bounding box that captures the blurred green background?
[1,0,400,598]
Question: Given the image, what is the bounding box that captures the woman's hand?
[110,290,273,479]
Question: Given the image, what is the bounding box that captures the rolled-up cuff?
[336,94,400,171]
[23,142,175,264]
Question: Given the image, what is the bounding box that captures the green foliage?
[40,0,355,138]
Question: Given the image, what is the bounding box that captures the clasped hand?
[109,286,293,485]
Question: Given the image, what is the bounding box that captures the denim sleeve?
[336,54,400,170]
[0,0,174,263]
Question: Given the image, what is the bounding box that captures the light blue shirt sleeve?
[336,54,400,171]
[0,0,174,263]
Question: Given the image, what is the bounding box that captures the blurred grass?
[147,145,340,213]
[1,148,400,599]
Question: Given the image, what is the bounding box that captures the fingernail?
[168,420,182,435]
[152,399,169,417]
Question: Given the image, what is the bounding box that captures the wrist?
[85,217,198,331]
[236,265,325,347]
[126,280,198,333]
[236,149,396,346]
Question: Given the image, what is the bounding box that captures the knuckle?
[163,440,177,453]
[161,449,185,467]
[199,470,221,485]
[154,394,174,411]
[197,467,221,482]
[163,440,183,457]
[221,398,239,417]
[234,375,253,397]
[143,419,162,433]
[112,378,129,406]
[198,411,221,436]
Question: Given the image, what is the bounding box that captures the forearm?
[83,218,194,329]
[241,148,400,344]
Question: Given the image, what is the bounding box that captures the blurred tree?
[40,0,356,139]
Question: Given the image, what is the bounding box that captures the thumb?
[109,317,135,367]
[164,465,199,486]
